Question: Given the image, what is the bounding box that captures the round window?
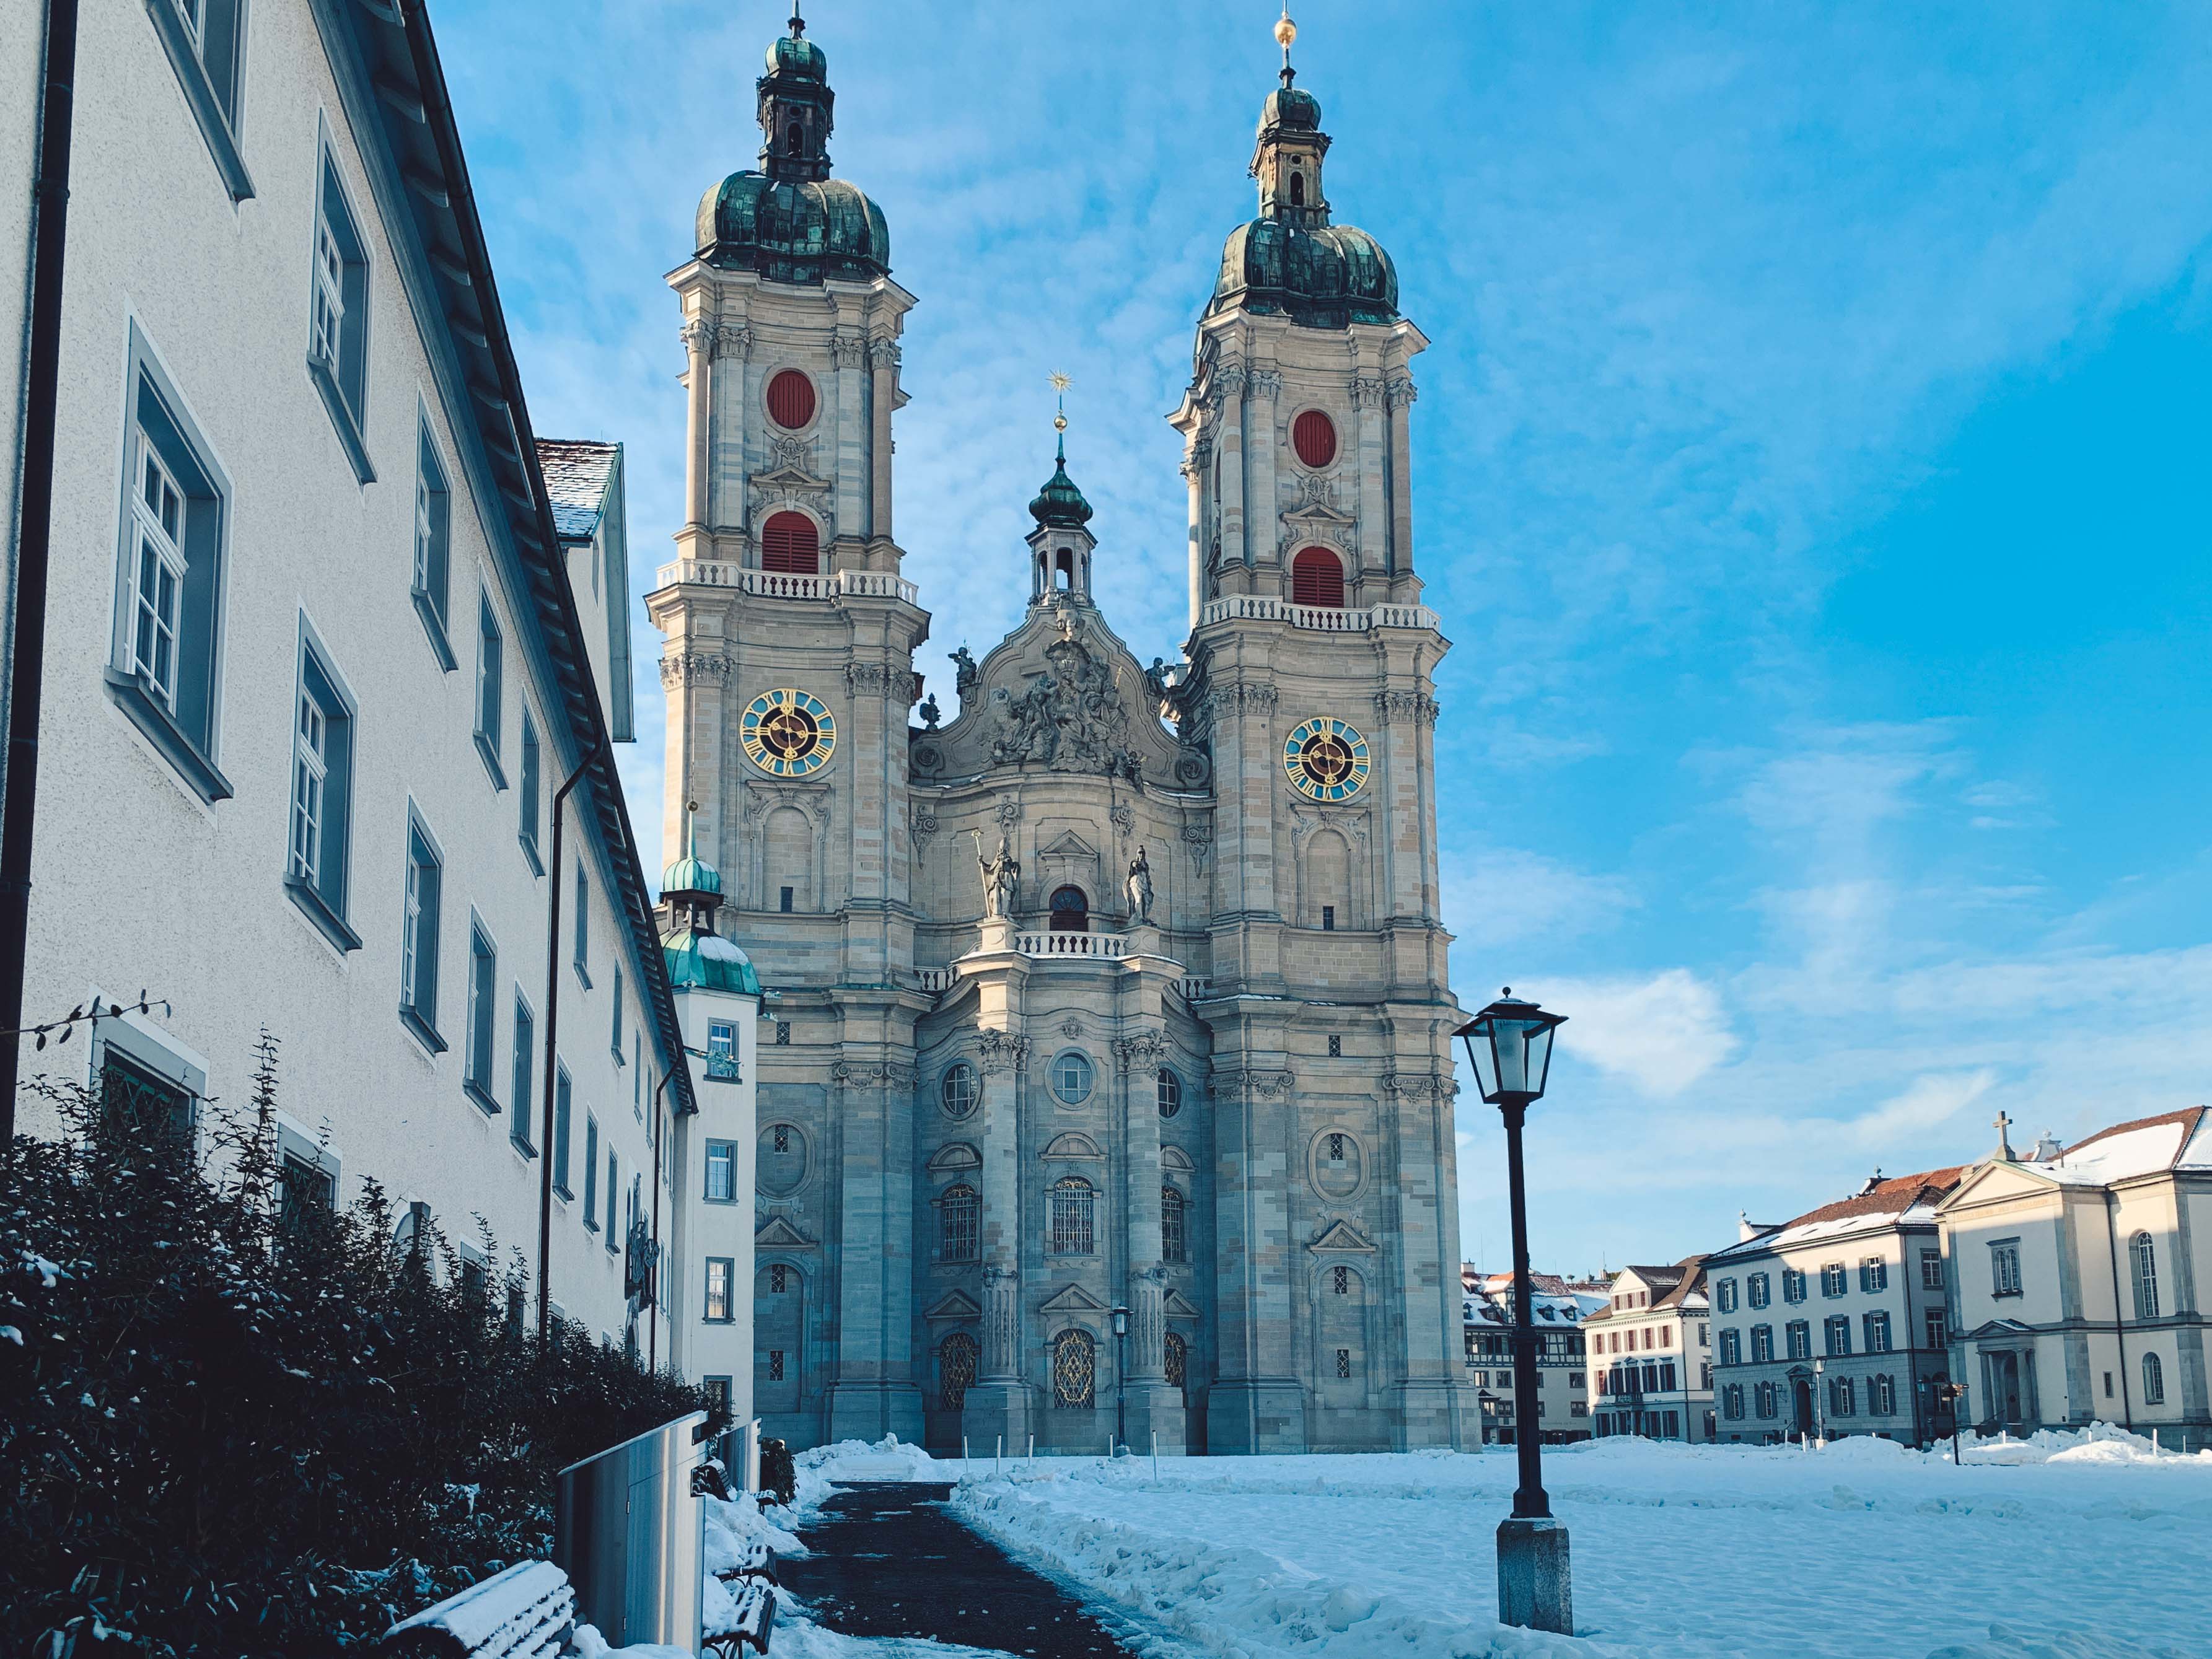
[1292,408,1337,469]
[766,369,817,431]
[758,1123,808,1196]
[1051,1050,1095,1107]
[941,1062,979,1120]
[1157,1067,1182,1119]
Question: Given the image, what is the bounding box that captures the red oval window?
[1292,409,1337,469]
[760,511,820,576]
[766,369,817,431]
[1291,546,1346,608]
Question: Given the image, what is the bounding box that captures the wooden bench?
[379,1561,575,1658]
[704,1577,776,1657]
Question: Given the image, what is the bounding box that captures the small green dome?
[1028,446,1094,529]
[1262,85,1322,134]
[768,31,827,82]
[1209,219,1397,329]
[662,926,761,997]
[696,173,890,284]
[662,853,722,896]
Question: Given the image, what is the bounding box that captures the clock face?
[1283,717,1369,802]
[742,688,837,777]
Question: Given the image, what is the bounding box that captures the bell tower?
[649,7,931,1447]
[1168,11,1473,1454]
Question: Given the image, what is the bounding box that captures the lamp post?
[1110,1304,1130,1456]
[1457,989,1573,1636]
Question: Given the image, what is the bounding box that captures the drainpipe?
[0,0,81,1159]
[2103,1190,2134,1430]
[649,1064,678,1372]
[537,740,605,1342]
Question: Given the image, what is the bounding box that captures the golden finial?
[1275,6,1297,85]
[1048,371,1071,438]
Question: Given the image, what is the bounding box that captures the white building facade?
[1462,1267,1597,1443]
[1583,1260,1715,1442]
[1939,1110,2212,1451]
[4,0,697,1354]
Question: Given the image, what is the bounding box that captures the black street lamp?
[1110,1304,1131,1456]
[1458,989,1573,1636]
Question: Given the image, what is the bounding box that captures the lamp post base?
[1496,1517,1573,1634]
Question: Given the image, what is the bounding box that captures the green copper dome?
[1262,85,1322,134]
[1028,442,1094,528]
[767,30,827,82]
[1209,219,1397,328]
[697,174,890,284]
[662,852,722,896]
[661,926,761,997]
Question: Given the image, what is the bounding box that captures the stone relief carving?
[679,318,713,357]
[1113,1030,1170,1072]
[996,797,1023,827]
[1216,1067,1297,1101]
[846,662,897,694]
[1351,375,1387,411]
[908,803,939,854]
[765,433,815,474]
[1246,368,1283,401]
[714,323,752,361]
[866,336,902,372]
[1386,376,1419,410]
[832,1061,918,1090]
[1182,823,1213,875]
[1384,1072,1457,1102]
[829,333,867,369]
[659,652,733,688]
[1372,689,1441,727]
[975,1029,1030,1075]
[988,614,1141,779]
[1060,1020,1084,1040]
[1109,803,1135,834]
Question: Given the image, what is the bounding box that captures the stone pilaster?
[1385,374,1417,594]
[962,1027,1035,1451]
[831,331,867,555]
[827,1056,925,1443]
[1205,1062,1306,1453]
[1180,443,1207,627]
[1216,366,1247,582]
[709,322,752,533]
[1352,374,1388,579]
[680,317,714,532]
[1245,366,1282,578]
[867,336,898,553]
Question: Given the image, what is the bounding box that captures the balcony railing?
[1196,595,1440,634]
[1012,930,1130,959]
[653,561,919,605]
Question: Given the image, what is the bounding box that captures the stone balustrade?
[1195,594,1439,633]
[652,561,920,605]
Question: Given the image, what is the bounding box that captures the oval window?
[1157,1067,1182,1119]
[766,369,817,431]
[1051,1050,1095,1106]
[1292,408,1336,469]
[941,1062,979,1119]
[760,510,819,575]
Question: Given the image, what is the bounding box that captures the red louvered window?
[766,369,816,431]
[760,511,819,575]
[1292,408,1336,469]
[1291,546,1345,608]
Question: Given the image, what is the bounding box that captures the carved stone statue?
[918,693,941,730]
[1126,844,1154,926]
[986,627,1138,776]
[951,646,979,701]
[974,830,1020,921]
[1144,657,1173,706]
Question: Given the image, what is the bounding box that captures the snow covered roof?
[537,439,619,540]
[2016,1107,2211,1186]
[1708,1168,1963,1262]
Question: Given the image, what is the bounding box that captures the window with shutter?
[766,369,817,430]
[1291,409,1337,468]
[1291,546,1345,608]
[760,510,820,575]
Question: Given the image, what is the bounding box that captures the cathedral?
[649,9,1474,1455]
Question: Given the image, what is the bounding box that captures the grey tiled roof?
[537,439,617,540]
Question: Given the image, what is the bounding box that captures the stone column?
[1180,440,1208,630]
[680,317,714,532]
[1353,375,1388,582]
[1245,367,1282,582]
[1115,1028,1187,1452]
[1205,1061,1306,1453]
[867,336,899,553]
[827,1057,925,1444]
[963,1028,1034,1451]
[1214,368,1247,584]
[831,332,867,558]
[709,323,751,533]
[658,650,731,881]
[1381,1067,1475,1450]
[1386,375,1418,595]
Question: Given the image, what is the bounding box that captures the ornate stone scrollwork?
[1385,376,1419,410]
[679,318,713,357]
[713,323,752,361]
[659,652,734,688]
[765,433,815,474]
[975,1029,1030,1075]
[1245,368,1283,401]
[987,615,1142,779]
[1182,822,1213,875]
[1351,375,1387,411]
[829,333,867,369]
[831,1061,918,1090]
[1384,1071,1457,1102]
[1113,1030,1170,1072]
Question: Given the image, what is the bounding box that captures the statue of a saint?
[975,830,1020,921]
[1126,843,1154,926]
[918,693,941,730]
[952,646,979,700]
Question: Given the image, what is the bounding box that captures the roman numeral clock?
[1283,716,1369,803]
[741,688,837,777]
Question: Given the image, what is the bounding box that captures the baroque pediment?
[1163,1289,1203,1320]
[925,1290,983,1321]
[1307,1219,1378,1253]
[754,1215,816,1248]
[1038,1281,1108,1314]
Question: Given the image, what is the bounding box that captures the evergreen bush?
[0,1034,721,1656]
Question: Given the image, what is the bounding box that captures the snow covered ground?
[937,1429,2212,1659]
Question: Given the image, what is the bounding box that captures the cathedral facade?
[648,13,1474,1455]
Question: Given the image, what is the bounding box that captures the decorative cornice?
[1216,1067,1296,1101]
[976,1029,1030,1075]
[1384,1071,1457,1102]
[660,652,734,688]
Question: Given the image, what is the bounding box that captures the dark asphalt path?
[778,1481,1157,1659]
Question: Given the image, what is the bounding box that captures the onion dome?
[1028,434,1094,529]
[694,8,891,285]
[661,850,722,898]
[1208,15,1397,329]
[662,926,763,997]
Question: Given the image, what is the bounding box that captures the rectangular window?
[1825,1315,1851,1357]
[768,1349,786,1381]
[1859,1256,1889,1294]
[1921,1249,1945,1291]
[1718,1328,1741,1367]
[518,714,543,869]
[584,1115,600,1229]
[1717,1279,1737,1314]
[1829,1375,1854,1417]
[147,0,250,198]
[779,885,794,914]
[1750,1324,1774,1364]
[473,592,505,786]
[1755,1381,1777,1419]
[412,422,454,665]
[605,1152,619,1252]
[277,1149,335,1246]
[1747,1273,1770,1310]
[574,864,591,983]
[611,965,625,1061]
[463,918,497,1110]
[400,813,444,1049]
[1724,1383,1745,1420]
[704,1258,734,1323]
[552,1066,573,1198]
[1990,1241,2022,1298]
[307,147,373,481]
[1786,1320,1810,1360]
[1871,1373,1896,1416]
[1782,1268,1807,1304]
[1321,904,1335,932]
[704,1139,736,1202]
[285,623,357,949]
[1864,1311,1892,1354]
[1822,1263,1847,1298]
[633,1033,643,1115]
[1923,1308,1947,1352]
[707,1019,739,1082]
[511,997,536,1155]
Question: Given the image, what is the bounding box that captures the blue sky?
[437,1,2212,1273]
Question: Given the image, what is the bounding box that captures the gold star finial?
[1048,372,1071,449]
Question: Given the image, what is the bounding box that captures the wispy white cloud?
[1540,969,1739,1098]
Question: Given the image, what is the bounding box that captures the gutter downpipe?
[0,0,81,1161]
[537,739,604,1342]
[2104,1189,2134,1431]
[649,1064,677,1372]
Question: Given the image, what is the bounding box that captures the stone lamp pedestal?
[1496,1517,1573,1634]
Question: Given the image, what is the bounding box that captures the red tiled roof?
[1788,1167,1965,1230]
[2061,1107,2206,1165]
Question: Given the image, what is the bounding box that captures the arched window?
[2143,1351,2166,1405]
[1291,409,1337,469]
[1051,1328,1096,1407]
[1164,1329,1188,1404]
[760,510,819,576]
[1049,885,1088,933]
[938,1331,978,1411]
[1291,546,1345,608]
[1055,548,1073,589]
[940,1183,979,1263]
[1289,170,1306,207]
[766,369,816,430]
[1049,1176,1095,1256]
[786,120,804,155]
[2131,1231,2161,1320]
[1162,1184,1187,1263]
[1156,1067,1182,1119]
